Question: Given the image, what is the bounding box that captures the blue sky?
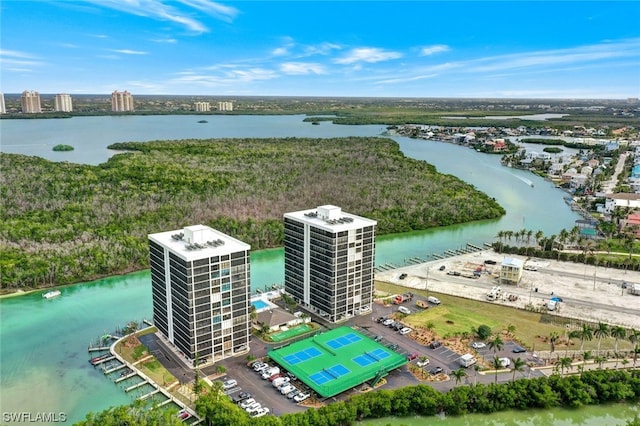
[1,1,639,98]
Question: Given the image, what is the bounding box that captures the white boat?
[43,290,61,299]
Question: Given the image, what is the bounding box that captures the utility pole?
[425,266,430,299]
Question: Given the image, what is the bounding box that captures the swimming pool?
[252,299,269,310]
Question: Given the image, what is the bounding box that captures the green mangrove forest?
[0,137,504,290]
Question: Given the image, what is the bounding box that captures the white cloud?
[280,62,326,75]
[419,44,450,56]
[151,38,177,44]
[82,0,239,33]
[0,49,43,69]
[303,42,341,56]
[272,47,289,56]
[171,67,278,86]
[468,38,640,73]
[110,49,149,55]
[376,74,438,85]
[334,47,402,64]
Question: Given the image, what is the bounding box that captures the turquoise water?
[357,403,639,426]
[0,115,585,424]
[252,299,270,310]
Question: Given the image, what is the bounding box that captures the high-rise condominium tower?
[284,205,376,323]
[149,225,251,364]
[54,94,73,112]
[111,90,134,112]
[21,90,41,113]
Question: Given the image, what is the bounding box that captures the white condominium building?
[111,90,134,112]
[149,225,251,365]
[284,205,377,323]
[0,93,5,114]
[194,101,211,112]
[54,94,73,112]
[218,101,233,111]
[21,90,42,113]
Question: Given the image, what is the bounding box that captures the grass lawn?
[375,281,632,353]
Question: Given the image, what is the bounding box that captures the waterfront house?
[499,257,523,286]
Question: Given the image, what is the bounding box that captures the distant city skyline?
[1,1,639,99]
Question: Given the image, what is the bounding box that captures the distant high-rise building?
[54,94,73,112]
[284,205,377,323]
[218,101,233,111]
[194,101,211,112]
[0,93,5,114]
[111,90,134,112]
[21,90,42,113]
[149,225,251,364]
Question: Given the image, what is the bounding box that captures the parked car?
[239,398,257,409]
[374,335,383,342]
[382,319,394,326]
[388,343,399,350]
[439,265,446,271]
[251,407,270,418]
[268,373,282,382]
[250,360,264,369]
[375,317,385,323]
[222,379,237,390]
[417,358,430,367]
[232,392,252,403]
[499,357,511,368]
[471,342,486,349]
[430,366,443,375]
[399,327,412,335]
[429,340,442,349]
[177,409,190,420]
[280,384,295,395]
[287,388,300,399]
[512,345,526,353]
[407,352,418,361]
[294,392,310,402]
[244,402,261,413]
[255,363,270,373]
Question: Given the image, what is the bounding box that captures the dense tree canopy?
[1,137,504,289]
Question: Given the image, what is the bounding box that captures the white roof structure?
[502,257,524,268]
[148,224,250,261]
[284,205,376,232]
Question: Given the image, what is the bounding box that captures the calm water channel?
[0,115,599,424]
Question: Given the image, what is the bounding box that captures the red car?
[407,352,418,361]
[268,373,282,381]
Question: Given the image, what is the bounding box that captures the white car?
[239,398,256,409]
[244,402,261,413]
[251,407,270,418]
[399,327,412,335]
[471,342,486,349]
[416,358,430,367]
[499,357,511,368]
[294,392,310,402]
[222,379,237,390]
[382,319,394,326]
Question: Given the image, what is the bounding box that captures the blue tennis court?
[283,347,322,365]
[352,348,391,367]
[326,332,362,349]
[309,364,351,385]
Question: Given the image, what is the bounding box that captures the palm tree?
[558,357,573,376]
[506,324,516,337]
[580,324,593,351]
[595,355,607,369]
[549,331,559,354]
[473,364,480,386]
[610,326,626,353]
[491,356,503,384]
[579,351,592,378]
[450,368,467,385]
[621,359,630,370]
[488,335,504,355]
[535,230,544,250]
[632,346,640,368]
[511,357,526,382]
[594,322,610,356]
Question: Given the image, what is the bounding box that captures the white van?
[398,306,411,315]
[458,353,477,368]
[547,300,557,311]
[272,377,289,388]
[280,384,295,395]
[261,366,280,379]
[427,296,441,305]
